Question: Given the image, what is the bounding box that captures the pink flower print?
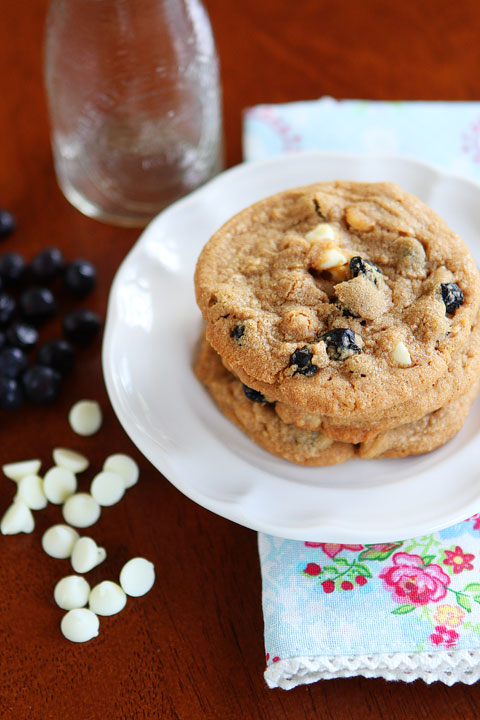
[304,542,363,558]
[303,562,321,576]
[430,625,459,648]
[379,552,450,606]
[434,604,465,629]
[443,546,475,574]
[466,513,480,531]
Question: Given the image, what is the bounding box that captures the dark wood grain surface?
[2,0,480,718]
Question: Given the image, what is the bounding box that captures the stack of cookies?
[194,181,480,465]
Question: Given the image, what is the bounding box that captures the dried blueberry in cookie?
[231,325,245,342]
[322,329,362,361]
[337,304,360,319]
[289,346,319,377]
[242,384,267,403]
[440,283,464,315]
[349,256,383,285]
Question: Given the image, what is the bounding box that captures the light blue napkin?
[243,97,480,689]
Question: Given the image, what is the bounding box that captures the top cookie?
[194,182,480,414]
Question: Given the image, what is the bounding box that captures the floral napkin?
[243,97,480,689]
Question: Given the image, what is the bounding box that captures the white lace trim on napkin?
[264,650,480,689]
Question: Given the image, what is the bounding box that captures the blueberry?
[0,292,16,325]
[0,331,6,350]
[62,309,101,346]
[19,287,57,325]
[242,384,266,403]
[22,365,62,405]
[289,346,318,377]
[0,377,24,409]
[0,209,16,239]
[231,325,245,342]
[441,283,464,315]
[64,259,97,297]
[0,347,28,378]
[322,328,361,361]
[31,247,65,283]
[349,256,382,285]
[6,322,39,351]
[0,251,27,284]
[338,304,360,319]
[313,198,325,219]
[37,339,75,376]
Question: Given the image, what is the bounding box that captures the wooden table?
[1,0,480,717]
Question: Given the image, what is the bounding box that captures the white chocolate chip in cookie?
[392,341,412,367]
[311,247,348,271]
[305,223,336,242]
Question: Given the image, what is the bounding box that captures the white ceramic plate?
[102,151,480,542]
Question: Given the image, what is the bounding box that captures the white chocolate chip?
[62,493,101,528]
[313,248,348,270]
[43,466,77,504]
[392,341,412,367]
[54,575,91,610]
[89,581,127,616]
[42,524,80,558]
[1,501,35,535]
[2,459,41,482]
[60,608,99,643]
[119,557,155,597]
[53,448,89,474]
[71,536,106,573]
[69,400,103,436]
[15,475,47,510]
[90,471,125,507]
[103,454,139,489]
[305,223,336,242]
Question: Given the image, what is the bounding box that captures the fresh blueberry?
[62,309,101,346]
[0,292,16,325]
[64,259,97,297]
[0,347,28,378]
[6,322,39,351]
[37,339,75,376]
[31,247,65,283]
[349,256,383,285]
[22,365,62,405]
[0,209,16,239]
[242,384,266,403]
[289,346,318,377]
[0,251,27,284]
[231,325,245,342]
[322,328,362,361]
[19,287,57,325]
[0,330,6,350]
[0,377,24,409]
[441,283,464,314]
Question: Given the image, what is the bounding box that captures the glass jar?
[44,0,223,227]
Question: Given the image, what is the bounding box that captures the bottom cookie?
[195,338,478,466]
[195,337,354,466]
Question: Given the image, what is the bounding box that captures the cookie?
[273,314,480,443]
[194,337,354,466]
[195,337,478,466]
[359,381,479,459]
[195,182,480,416]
